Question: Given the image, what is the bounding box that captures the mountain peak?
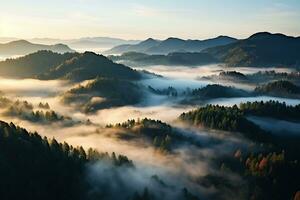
[165,37,184,42]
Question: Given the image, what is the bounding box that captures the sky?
[0,0,300,40]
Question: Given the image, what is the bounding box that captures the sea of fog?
[0,64,298,199]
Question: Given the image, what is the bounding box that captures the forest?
[0,121,134,200]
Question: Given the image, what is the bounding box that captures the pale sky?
[0,0,300,40]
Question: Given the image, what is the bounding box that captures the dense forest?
[254,80,300,98]
[190,84,249,99]
[179,104,268,141]
[62,77,143,113]
[0,50,78,78]
[105,118,208,152]
[219,149,300,200]
[0,120,133,200]
[39,51,142,82]
[179,101,300,199]
[240,100,300,121]
[106,118,174,151]
[199,70,300,85]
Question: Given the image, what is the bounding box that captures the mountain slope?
[105,38,160,54]
[62,77,142,112]
[110,51,218,66]
[255,80,300,98]
[39,51,141,82]
[0,50,79,78]
[105,36,237,55]
[206,32,300,67]
[0,40,74,56]
[0,120,132,200]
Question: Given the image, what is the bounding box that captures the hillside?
[105,36,237,55]
[109,51,218,66]
[205,32,300,67]
[62,77,143,112]
[0,50,79,78]
[0,120,132,200]
[191,84,250,99]
[179,104,268,141]
[39,51,142,82]
[0,40,74,56]
[254,80,300,98]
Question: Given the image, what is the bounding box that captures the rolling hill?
[0,50,79,78]
[205,32,300,67]
[39,51,141,82]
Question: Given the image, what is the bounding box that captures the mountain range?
[109,51,218,66]
[105,36,237,55]
[0,37,140,52]
[0,40,74,56]
[206,32,300,67]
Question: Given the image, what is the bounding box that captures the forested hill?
[255,80,300,98]
[205,32,300,67]
[62,77,142,112]
[0,120,132,200]
[179,104,268,141]
[0,51,141,81]
[39,51,142,82]
[0,40,74,56]
[0,50,79,78]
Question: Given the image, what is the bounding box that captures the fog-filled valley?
[0,17,300,200]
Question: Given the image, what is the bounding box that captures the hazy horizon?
[1,0,300,40]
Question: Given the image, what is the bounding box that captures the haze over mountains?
[105,36,237,55]
[0,37,140,52]
[0,40,74,56]
[106,32,300,68]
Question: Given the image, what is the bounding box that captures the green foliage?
[107,118,175,151]
[179,104,267,141]
[191,84,249,99]
[222,149,300,200]
[63,77,142,112]
[254,80,300,97]
[0,97,75,125]
[40,51,141,82]
[0,120,133,200]
[0,50,78,78]
[240,100,300,121]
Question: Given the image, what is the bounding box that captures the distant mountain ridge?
[0,40,74,56]
[109,51,218,66]
[205,32,300,67]
[0,37,141,52]
[105,36,237,55]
